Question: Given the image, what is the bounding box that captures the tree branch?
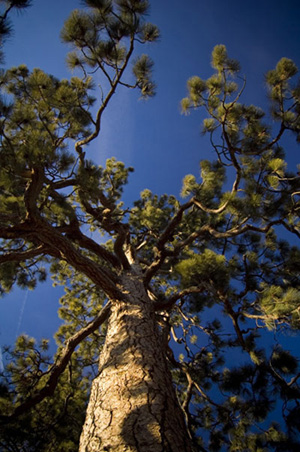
[0,216,123,300]
[66,223,121,269]
[174,218,285,252]
[113,224,131,270]
[74,35,135,158]
[0,301,112,425]
[0,244,51,264]
[35,222,123,299]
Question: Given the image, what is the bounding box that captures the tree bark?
[79,271,194,452]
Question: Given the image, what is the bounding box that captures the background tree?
[0,1,300,452]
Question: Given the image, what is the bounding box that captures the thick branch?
[0,220,41,241]
[113,224,131,270]
[0,218,123,300]
[36,221,122,299]
[192,197,231,215]
[175,219,284,251]
[0,244,51,264]
[50,178,78,190]
[0,301,111,425]
[67,224,121,269]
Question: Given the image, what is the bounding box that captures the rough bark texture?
[79,271,194,452]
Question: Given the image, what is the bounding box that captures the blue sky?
[0,0,300,358]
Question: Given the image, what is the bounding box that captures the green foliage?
[175,249,229,289]
[138,22,160,42]
[211,44,240,73]
[61,0,156,97]
[181,161,226,208]
[0,336,88,451]
[259,285,300,329]
[271,348,298,375]
[181,174,197,197]
[132,54,156,97]
[0,65,93,183]
[265,58,300,140]
[0,249,47,294]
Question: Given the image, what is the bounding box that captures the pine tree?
[0,2,300,451]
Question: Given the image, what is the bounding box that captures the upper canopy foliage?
[0,2,299,449]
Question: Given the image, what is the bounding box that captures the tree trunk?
[79,272,194,452]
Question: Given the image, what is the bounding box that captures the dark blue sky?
[0,0,300,360]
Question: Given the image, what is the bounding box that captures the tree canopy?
[0,1,300,451]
